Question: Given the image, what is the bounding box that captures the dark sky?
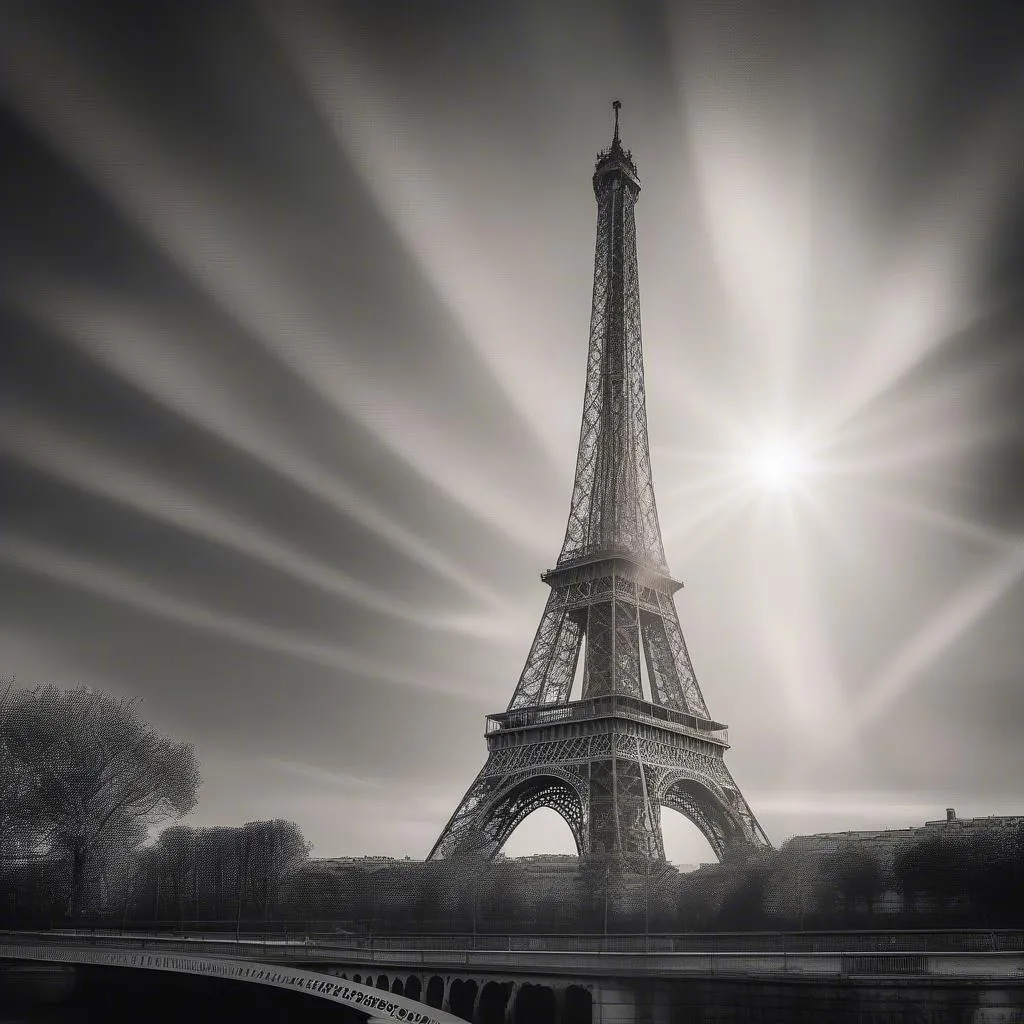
[1,0,1023,863]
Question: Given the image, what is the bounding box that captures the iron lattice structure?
[430,104,770,865]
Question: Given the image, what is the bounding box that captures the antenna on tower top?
[612,99,622,146]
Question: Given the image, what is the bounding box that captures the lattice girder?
[508,559,713,716]
[429,722,763,862]
[661,781,732,861]
[428,764,589,860]
[507,586,583,710]
[658,763,771,858]
[558,139,666,572]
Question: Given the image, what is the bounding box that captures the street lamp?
[603,862,611,938]
[472,871,479,948]
[644,862,650,951]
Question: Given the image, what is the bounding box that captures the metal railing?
[2,930,1023,981]
[5,928,1023,954]
[486,696,729,744]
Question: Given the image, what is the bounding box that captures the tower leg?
[657,756,769,861]
[507,587,583,710]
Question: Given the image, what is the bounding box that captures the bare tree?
[250,819,311,921]
[816,842,884,919]
[155,825,198,927]
[0,676,46,862]
[232,820,310,928]
[205,825,241,921]
[4,684,200,917]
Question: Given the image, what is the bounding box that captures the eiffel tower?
[429,103,770,864]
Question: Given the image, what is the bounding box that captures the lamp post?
[644,861,650,952]
[794,860,802,933]
[471,871,479,949]
[603,862,611,938]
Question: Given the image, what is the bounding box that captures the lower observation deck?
[485,695,729,748]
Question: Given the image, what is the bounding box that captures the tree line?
[1,679,308,928]
[4,678,1022,932]
[673,829,1024,932]
[270,830,1023,934]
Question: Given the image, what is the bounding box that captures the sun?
[748,438,812,492]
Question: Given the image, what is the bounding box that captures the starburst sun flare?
[747,438,814,492]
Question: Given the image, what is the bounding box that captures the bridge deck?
[3,931,1024,984]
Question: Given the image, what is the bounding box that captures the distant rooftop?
[789,808,1024,845]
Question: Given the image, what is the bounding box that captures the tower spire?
[612,99,621,147]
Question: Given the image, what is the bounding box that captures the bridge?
[0,931,463,1024]
[3,929,1024,1022]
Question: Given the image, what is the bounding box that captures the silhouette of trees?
[154,826,198,925]
[891,824,1024,924]
[411,860,450,929]
[236,819,311,923]
[894,833,966,913]
[124,820,310,927]
[576,852,629,931]
[202,825,248,920]
[676,864,728,930]
[646,862,683,931]
[717,857,772,929]
[762,843,819,927]
[2,683,200,917]
[815,843,884,918]
[479,857,530,928]
[0,677,46,862]
[279,860,355,923]
[963,824,1024,925]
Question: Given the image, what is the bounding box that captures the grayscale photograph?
[1,2,1023,1022]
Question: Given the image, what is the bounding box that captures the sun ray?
[786,485,866,568]
[0,534,496,701]
[15,289,504,608]
[0,403,521,640]
[0,16,561,557]
[660,476,755,545]
[853,542,1024,730]
[818,315,1023,450]
[819,424,1004,479]
[746,493,850,741]
[872,494,1024,552]
[661,457,760,498]
[807,83,1024,435]
[258,0,572,468]
[671,7,817,417]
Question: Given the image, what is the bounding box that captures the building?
[786,808,1024,868]
[774,809,1024,915]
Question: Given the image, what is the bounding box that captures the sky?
[1,0,1023,865]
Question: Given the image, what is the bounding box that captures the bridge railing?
[3,932,1023,982]
[5,928,1023,955]
[353,930,1024,954]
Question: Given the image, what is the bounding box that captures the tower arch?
[502,806,582,857]
[431,768,587,860]
[481,771,587,856]
[660,775,739,861]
